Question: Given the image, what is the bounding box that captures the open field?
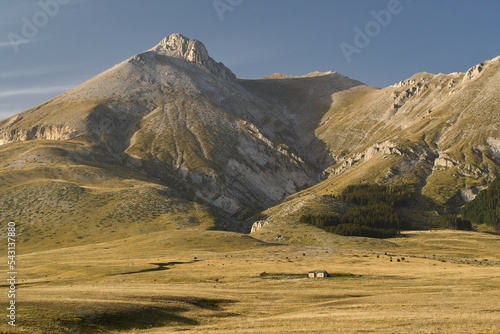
[1,229,500,333]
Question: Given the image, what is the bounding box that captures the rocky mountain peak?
[149,33,236,82]
[154,33,210,63]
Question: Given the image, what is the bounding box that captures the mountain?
[249,56,500,234]
[0,34,499,249]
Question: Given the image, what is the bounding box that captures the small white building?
[308,271,329,278]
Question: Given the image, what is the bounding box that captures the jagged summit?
[152,33,210,63]
[148,33,236,82]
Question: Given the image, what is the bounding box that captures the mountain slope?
[0,34,370,248]
[0,34,499,249]
[263,57,500,210]
[1,34,335,223]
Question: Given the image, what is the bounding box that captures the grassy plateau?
[0,226,499,333]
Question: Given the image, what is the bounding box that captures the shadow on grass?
[22,296,237,333]
[60,305,197,333]
[113,260,198,276]
[151,296,235,312]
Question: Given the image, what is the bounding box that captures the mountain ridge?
[0,33,499,247]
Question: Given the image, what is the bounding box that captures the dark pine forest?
[300,184,414,238]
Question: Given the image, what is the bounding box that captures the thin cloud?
[0,65,69,79]
[0,85,75,98]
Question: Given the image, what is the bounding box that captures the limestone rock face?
[391,84,428,109]
[463,62,484,82]
[150,33,237,82]
[251,221,270,233]
[0,124,77,145]
[155,33,210,63]
[462,56,500,82]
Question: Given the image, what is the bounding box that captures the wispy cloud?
[0,85,75,98]
[0,65,69,79]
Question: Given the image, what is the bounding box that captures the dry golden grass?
[0,228,499,333]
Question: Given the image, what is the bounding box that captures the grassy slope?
[0,140,219,251]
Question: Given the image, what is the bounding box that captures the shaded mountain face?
[0,33,499,244]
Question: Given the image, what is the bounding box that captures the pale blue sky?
[1,0,499,120]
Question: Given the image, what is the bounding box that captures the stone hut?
[308,271,329,278]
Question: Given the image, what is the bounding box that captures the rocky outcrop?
[149,33,237,82]
[394,75,432,88]
[251,220,270,233]
[486,137,500,162]
[433,150,489,178]
[0,125,78,145]
[462,56,500,83]
[433,151,459,169]
[463,62,484,82]
[391,84,428,110]
[329,141,415,176]
[447,79,458,90]
[460,186,487,202]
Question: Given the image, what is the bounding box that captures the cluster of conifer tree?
[460,177,500,228]
[300,184,414,238]
[439,214,472,230]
